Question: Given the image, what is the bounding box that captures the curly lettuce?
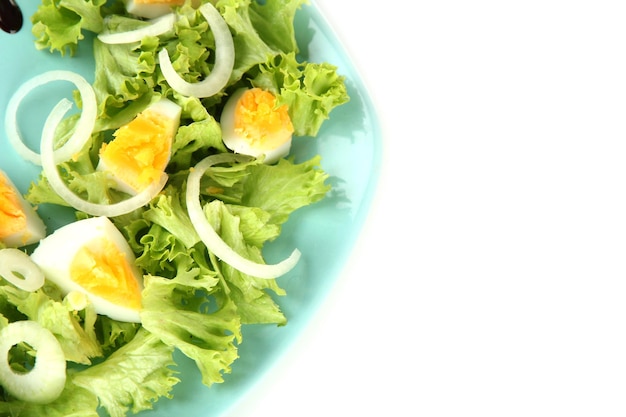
[31,0,107,56]
[20,0,346,414]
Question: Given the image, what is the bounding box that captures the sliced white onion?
[158,2,234,98]
[97,13,176,44]
[41,99,168,217]
[186,154,300,279]
[4,70,97,165]
[0,249,45,292]
[0,320,66,404]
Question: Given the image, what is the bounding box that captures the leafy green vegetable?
[141,274,241,386]
[14,0,350,414]
[218,0,293,81]
[32,0,107,56]
[240,155,331,224]
[1,381,100,417]
[169,115,227,171]
[72,329,179,417]
[92,37,160,130]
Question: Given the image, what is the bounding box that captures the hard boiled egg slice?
[97,98,181,196]
[220,88,294,164]
[31,216,143,323]
[0,170,46,248]
[124,0,198,18]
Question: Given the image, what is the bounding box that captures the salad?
[0,0,349,415]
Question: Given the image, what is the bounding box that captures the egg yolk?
[99,108,173,193]
[0,173,26,240]
[234,88,294,150]
[70,238,142,311]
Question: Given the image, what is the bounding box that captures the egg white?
[220,88,293,165]
[0,170,46,248]
[30,216,143,323]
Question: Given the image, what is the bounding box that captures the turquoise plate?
[0,1,381,415]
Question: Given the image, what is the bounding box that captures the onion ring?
[186,153,301,279]
[98,13,176,44]
[4,70,97,165]
[158,2,234,98]
[0,249,45,292]
[0,321,66,404]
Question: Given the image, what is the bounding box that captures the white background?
[231,1,626,416]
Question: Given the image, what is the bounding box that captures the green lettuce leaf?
[27,159,122,209]
[133,222,190,278]
[217,0,280,82]
[140,273,241,386]
[240,155,331,224]
[169,115,227,171]
[72,328,179,417]
[143,190,200,249]
[248,0,306,53]
[0,380,99,417]
[216,0,307,83]
[92,37,161,131]
[31,0,107,56]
